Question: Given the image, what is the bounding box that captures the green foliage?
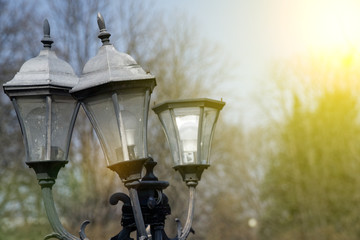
[260,90,360,240]
[0,223,52,240]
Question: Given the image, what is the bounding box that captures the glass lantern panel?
[83,93,121,165]
[16,97,46,161]
[51,95,78,160]
[159,110,181,165]
[199,107,219,165]
[115,89,147,162]
[15,96,78,161]
[173,107,200,165]
[83,89,147,165]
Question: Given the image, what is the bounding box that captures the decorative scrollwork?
[79,220,91,240]
[44,233,66,240]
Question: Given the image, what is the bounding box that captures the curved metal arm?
[41,181,79,240]
[176,185,196,240]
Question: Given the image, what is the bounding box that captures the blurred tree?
[260,50,360,240]
[200,122,265,240]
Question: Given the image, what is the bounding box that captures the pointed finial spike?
[97,12,106,31]
[43,19,50,36]
[41,19,53,49]
[97,12,111,45]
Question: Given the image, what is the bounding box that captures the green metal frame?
[27,160,79,240]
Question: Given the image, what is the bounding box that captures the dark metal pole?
[128,187,149,240]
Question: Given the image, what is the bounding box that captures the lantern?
[153,98,225,183]
[70,13,155,182]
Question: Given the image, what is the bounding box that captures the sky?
[156,0,360,128]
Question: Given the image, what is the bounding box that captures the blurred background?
[2,0,360,239]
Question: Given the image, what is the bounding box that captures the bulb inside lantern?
[116,109,137,161]
[176,115,199,164]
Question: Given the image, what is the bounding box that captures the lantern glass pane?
[158,110,180,165]
[15,96,78,161]
[16,97,46,161]
[82,89,148,165]
[51,95,78,160]
[83,93,120,165]
[117,89,147,162]
[199,107,219,165]
[173,108,200,165]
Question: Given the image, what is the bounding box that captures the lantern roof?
[70,13,155,96]
[3,19,78,97]
[152,98,226,114]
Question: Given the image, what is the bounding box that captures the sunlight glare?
[302,0,360,50]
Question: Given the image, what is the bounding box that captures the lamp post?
[3,14,225,240]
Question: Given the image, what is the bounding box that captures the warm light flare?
[301,0,360,49]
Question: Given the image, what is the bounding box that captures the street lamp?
[153,99,225,184]
[70,13,156,184]
[3,19,80,240]
[3,14,225,240]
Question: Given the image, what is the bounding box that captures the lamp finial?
[97,12,111,45]
[41,19,54,49]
